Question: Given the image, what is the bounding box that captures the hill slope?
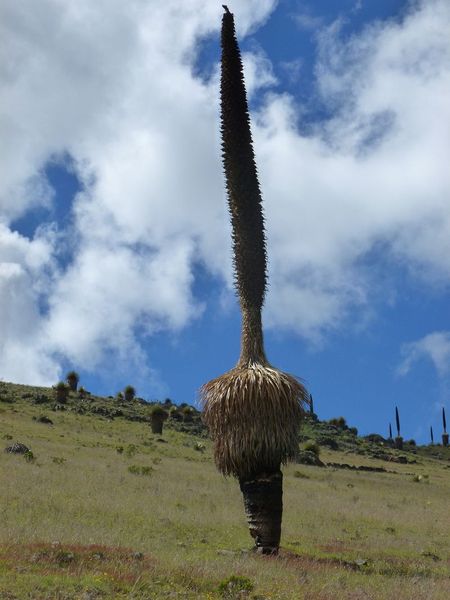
[1,381,449,599]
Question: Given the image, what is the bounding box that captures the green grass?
[0,381,449,599]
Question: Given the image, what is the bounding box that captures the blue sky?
[1,0,450,444]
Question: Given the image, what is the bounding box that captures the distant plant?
[54,382,69,404]
[24,450,35,463]
[124,385,136,402]
[303,440,320,457]
[394,406,403,449]
[150,405,168,434]
[33,394,49,405]
[182,406,195,422]
[348,426,358,436]
[194,442,206,452]
[116,446,124,454]
[443,407,449,447]
[169,406,183,421]
[128,465,153,476]
[395,407,401,437]
[116,391,124,402]
[52,456,66,465]
[328,416,347,429]
[430,426,434,444]
[66,371,79,392]
[78,386,87,399]
[218,575,253,598]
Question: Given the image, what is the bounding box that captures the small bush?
[24,450,35,463]
[150,405,168,418]
[317,434,339,450]
[66,370,79,391]
[303,440,320,456]
[54,382,69,403]
[328,416,347,429]
[124,385,136,402]
[218,575,254,598]
[52,457,66,465]
[128,465,153,476]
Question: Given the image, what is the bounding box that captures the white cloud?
[398,332,450,377]
[1,0,450,385]
[255,0,450,337]
[0,0,276,386]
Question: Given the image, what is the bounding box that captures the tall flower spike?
[220,7,268,367]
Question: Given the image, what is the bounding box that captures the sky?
[1,0,450,444]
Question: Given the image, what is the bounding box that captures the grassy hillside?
[0,381,449,599]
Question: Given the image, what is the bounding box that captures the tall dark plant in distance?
[201,6,308,555]
[394,406,403,449]
[395,406,401,437]
[443,407,449,446]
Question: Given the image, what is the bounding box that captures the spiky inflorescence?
[220,7,267,318]
[202,364,307,479]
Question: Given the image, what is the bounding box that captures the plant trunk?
[394,436,403,450]
[151,418,163,435]
[239,470,282,554]
[442,433,449,447]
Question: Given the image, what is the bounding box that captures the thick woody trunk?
[151,417,164,435]
[239,470,282,554]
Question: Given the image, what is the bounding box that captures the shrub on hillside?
[66,371,79,391]
[303,440,320,457]
[328,416,348,429]
[54,382,69,403]
[124,385,136,402]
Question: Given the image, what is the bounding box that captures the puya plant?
[201,6,308,555]
[443,407,449,447]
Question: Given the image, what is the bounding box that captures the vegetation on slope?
[0,380,449,598]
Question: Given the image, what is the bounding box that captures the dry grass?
[0,393,449,598]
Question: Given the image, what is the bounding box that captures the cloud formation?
[398,331,450,377]
[1,0,449,387]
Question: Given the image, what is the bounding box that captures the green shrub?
[150,405,168,418]
[24,450,35,463]
[218,575,254,598]
[303,440,320,456]
[66,371,79,391]
[125,444,138,458]
[54,382,69,403]
[128,465,153,476]
[194,442,206,452]
[328,416,347,429]
[124,385,136,402]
